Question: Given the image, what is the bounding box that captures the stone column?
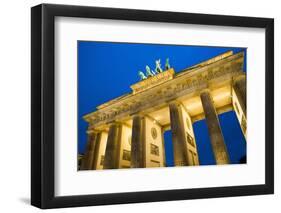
[81,132,98,170]
[161,128,166,167]
[233,75,246,116]
[200,91,230,164]
[91,133,102,170]
[131,115,145,168]
[169,102,188,166]
[103,123,122,169]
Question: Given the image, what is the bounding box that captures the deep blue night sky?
[78,41,246,166]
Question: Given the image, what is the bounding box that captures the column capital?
[130,112,146,119]
[233,73,246,82]
[86,129,100,135]
[167,99,183,107]
[105,120,123,127]
[200,88,211,95]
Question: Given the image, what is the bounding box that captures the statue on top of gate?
[138,58,171,81]
[138,71,147,80]
[155,59,163,73]
[146,65,155,77]
[165,58,171,70]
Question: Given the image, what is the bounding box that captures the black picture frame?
[31,3,274,209]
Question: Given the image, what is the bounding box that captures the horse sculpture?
[138,71,147,80]
[155,59,163,73]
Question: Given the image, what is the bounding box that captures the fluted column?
[131,115,145,168]
[91,133,102,170]
[81,132,98,170]
[103,123,122,169]
[200,91,230,164]
[233,75,246,116]
[169,102,188,166]
[161,128,166,167]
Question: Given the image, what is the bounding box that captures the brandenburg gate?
[80,50,246,170]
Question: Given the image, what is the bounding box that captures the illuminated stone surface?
[81,51,246,169]
[200,90,230,164]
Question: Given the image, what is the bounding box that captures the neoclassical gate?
[80,50,246,170]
